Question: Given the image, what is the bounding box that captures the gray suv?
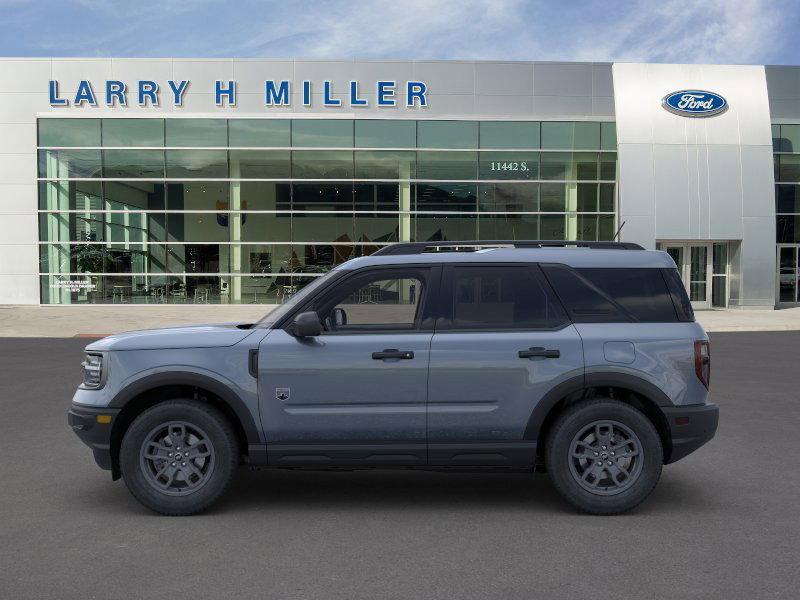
[68,241,718,515]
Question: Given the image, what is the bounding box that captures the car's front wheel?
[120,400,239,515]
[545,399,663,515]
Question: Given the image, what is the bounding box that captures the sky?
[0,0,798,65]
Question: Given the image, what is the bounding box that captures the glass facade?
[774,124,800,303]
[37,118,617,304]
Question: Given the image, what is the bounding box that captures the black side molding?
[248,349,259,378]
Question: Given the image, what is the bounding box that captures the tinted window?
[446,266,567,330]
[577,268,678,322]
[541,265,626,323]
[662,268,695,322]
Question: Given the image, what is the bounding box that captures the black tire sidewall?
[120,400,238,515]
[546,400,663,514]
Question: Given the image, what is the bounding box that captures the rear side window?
[662,268,695,322]
[542,265,683,323]
[444,266,568,330]
[577,268,679,322]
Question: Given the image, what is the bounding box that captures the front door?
[426,264,584,467]
[660,242,713,309]
[257,266,438,466]
[777,245,800,305]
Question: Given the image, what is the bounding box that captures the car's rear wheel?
[545,399,663,514]
[120,400,238,515]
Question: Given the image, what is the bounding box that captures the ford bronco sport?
[68,241,718,515]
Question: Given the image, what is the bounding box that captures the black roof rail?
[372,240,645,256]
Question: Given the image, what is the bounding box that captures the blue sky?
[0,0,798,64]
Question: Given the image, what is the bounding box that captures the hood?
[85,323,258,352]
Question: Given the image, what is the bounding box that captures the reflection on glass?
[239,181,291,210]
[479,122,539,149]
[478,183,538,212]
[416,183,477,212]
[778,155,800,182]
[292,213,355,243]
[292,183,353,210]
[229,150,290,178]
[577,183,598,212]
[540,183,566,212]
[776,184,800,214]
[165,119,227,147]
[292,151,353,178]
[292,120,353,147]
[418,121,478,149]
[38,149,102,178]
[167,182,229,210]
[102,119,164,147]
[354,183,401,211]
[39,181,102,211]
[228,120,290,147]
[39,119,100,147]
[477,214,538,239]
[354,151,415,179]
[414,214,477,241]
[540,153,571,180]
[355,120,416,148]
[416,151,476,179]
[166,150,228,178]
[167,212,230,243]
[103,150,165,178]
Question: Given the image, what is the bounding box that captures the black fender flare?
[108,371,261,445]
[523,372,673,441]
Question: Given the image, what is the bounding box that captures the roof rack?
[372,240,645,256]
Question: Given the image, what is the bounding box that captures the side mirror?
[291,311,322,338]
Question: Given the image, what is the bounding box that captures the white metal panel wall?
[613,63,776,308]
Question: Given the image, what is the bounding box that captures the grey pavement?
[0,332,799,599]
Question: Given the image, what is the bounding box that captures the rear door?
[427,264,584,467]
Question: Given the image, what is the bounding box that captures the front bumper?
[67,404,121,471]
[662,402,719,464]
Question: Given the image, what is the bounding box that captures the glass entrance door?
[777,245,799,304]
[658,241,718,310]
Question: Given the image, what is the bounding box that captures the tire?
[120,399,239,516]
[545,399,663,515]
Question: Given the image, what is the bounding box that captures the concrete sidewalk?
[2,304,800,337]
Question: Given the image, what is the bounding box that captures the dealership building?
[1,58,799,309]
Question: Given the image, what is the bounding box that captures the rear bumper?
[67,404,120,471]
[662,403,719,464]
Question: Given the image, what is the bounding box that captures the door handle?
[518,347,560,359]
[372,349,414,360]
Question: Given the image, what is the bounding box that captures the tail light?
[694,340,710,389]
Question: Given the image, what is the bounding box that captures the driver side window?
[320,272,425,332]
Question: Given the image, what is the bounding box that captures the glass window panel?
[574,122,601,149]
[39,243,105,274]
[238,274,287,303]
[239,212,291,242]
[105,244,153,274]
[104,182,165,210]
[599,183,615,212]
[780,125,800,153]
[102,119,164,147]
[102,150,165,178]
[541,122,573,150]
[39,212,104,242]
[354,151,416,179]
[598,215,615,240]
[539,183,566,212]
[540,214,566,239]
[576,214,598,240]
[38,149,102,178]
[294,244,359,271]
[291,120,353,147]
[326,275,423,330]
[167,244,226,273]
[228,119,290,147]
[478,183,538,212]
[417,121,478,149]
[416,151,477,179]
[540,152,570,180]
[239,181,291,211]
[777,215,800,243]
[106,212,160,244]
[713,243,728,274]
[38,119,100,147]
[414,214,477,241]
[39,181,103,211]
[242,244,285,274]
[181,276,226,303]
[292,213,355,243]
[776,184,800,214]
[772,125,782,152]
[778,155,800,183]
[229,150,290,178]
[577,183,598,212]
[415,183,477,212]
[165,150,228,178]
[354,183,402,211]
[477,214,539,240]
[479,122,539,149]
[355,213,400,243]
[600,152,616,180]
[779,247,797,302]
[478,152,539,179]
[167,212,231,243]
[354,120,416,148]
[600,122,617,150]
[292,183,354,211]
[575,152,599,180]
[165,119,227,147]
[292,150,353,178]
[167,182,229,211]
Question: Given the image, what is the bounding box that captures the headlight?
[81,353,104,389]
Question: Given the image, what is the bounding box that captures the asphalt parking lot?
[1,332,799,599]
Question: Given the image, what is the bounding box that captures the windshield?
[256,268,343,328]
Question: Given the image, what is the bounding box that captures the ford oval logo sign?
[662,90,728,117]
